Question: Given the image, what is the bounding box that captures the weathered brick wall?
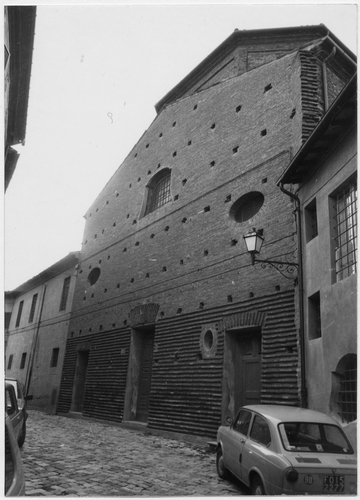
[59,42,332,435]
[69,53,300,337]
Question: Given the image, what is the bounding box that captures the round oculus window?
[230,192,264,223]
[88,267,101,285]
[204,330,214,352]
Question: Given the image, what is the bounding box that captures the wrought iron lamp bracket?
[250,254,299,281]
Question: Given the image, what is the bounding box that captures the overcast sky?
[4,2,358,290]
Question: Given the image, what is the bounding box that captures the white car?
[216,404,357,495]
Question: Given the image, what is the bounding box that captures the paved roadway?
[21,410,249,496]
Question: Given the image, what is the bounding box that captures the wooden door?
[136,333,154,422]
[235,333,261,410]
[71,350,89,412]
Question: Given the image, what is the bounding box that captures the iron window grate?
[338,362,357,423]
[150,174,171,212]
[334,180,357,281]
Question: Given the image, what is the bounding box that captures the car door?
[241,414,273,488]
[223,409,253,481]
[6,386,23,441]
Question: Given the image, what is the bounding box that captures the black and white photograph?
[4,1,357,496]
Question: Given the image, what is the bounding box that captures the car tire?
[251,475,265,495]
[18,422,26,448]
[216,447,230,480]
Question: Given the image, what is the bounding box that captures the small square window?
[15,300,24,328]
[60,277,71,311]
[29,293,38,323]
[7,354,13,370]
[50,348,60,368]
[20,352,27,370]
[305,198,318,242]
[308,291,321,339]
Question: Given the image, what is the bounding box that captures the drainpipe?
[279,183,307,408]
[25,284,47,395]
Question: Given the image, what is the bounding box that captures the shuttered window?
[59,277,71,311]
[28,293,38,323]
[15,301,24,327]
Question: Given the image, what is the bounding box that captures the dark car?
[5,378,32,412]
[5,382,29,448]
[5,413,26,496]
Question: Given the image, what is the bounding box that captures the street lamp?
[243,228,298,280]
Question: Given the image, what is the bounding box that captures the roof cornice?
[155,24,356,114]
[6,252,81,297]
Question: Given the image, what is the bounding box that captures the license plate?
[324,475,345,493]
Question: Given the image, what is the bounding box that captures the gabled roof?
[277,73,357,185]
[155,24,356,113]
[5,252,80,298]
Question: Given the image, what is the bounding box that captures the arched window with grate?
[143,168,171,216]
[338,358,357,423]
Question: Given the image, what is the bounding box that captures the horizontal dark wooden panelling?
[57,328,131,421]
[147,289,298,438]
[58,290,298,439]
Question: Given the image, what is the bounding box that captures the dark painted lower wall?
[57,328,131,422]
[58,289,299,438]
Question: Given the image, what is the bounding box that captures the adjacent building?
[5,253,80,413]
[57,25,356,439]
[278,74,357,425]
[4,6,36,191]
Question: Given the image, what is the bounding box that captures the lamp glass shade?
[243,230,264,254]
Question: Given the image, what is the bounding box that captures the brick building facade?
[58,26,356,438]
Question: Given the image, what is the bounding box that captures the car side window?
[5,388,16,416]
[250,415,271,447]
[233,410,252,436]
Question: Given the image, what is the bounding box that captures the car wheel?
[18,422,26,448]
[251,475,265,495]
[216,447,230,480]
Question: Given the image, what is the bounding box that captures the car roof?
[243,405,339,425]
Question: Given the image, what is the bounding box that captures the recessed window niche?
[88,267,101,286]
[230,192,264,223]
[199,325,218,359]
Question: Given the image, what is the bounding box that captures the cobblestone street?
[21,411,249,496]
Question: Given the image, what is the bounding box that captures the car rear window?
[279,422,353,454]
